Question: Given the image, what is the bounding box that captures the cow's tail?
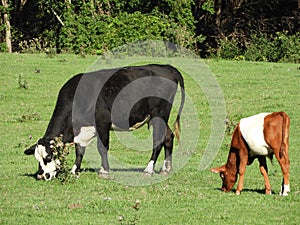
[174,73,185,142]
[279,112,290,158]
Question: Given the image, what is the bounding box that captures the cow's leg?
[71,144,86,175]
[258,156,272,195]
[96,126,110,178]
[97,136,110,178]
[72,125,96,175]
[161,125,174,174]
[144,118,166,175]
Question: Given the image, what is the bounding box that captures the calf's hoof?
[279,184,290,196]
[265,189,272,195]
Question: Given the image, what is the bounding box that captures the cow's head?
[24,139,60,180]
[210,165,238,192]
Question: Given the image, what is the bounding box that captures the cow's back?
[98,64,181,129]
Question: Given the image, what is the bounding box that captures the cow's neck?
[43,109,70,141]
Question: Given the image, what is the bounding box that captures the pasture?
[0,53,299,224]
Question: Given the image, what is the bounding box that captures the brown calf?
[210,112,290,196]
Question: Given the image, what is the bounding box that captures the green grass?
[0,53,300,224]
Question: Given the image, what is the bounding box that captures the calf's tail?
[279,112,290,158]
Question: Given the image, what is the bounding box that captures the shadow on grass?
[237,188,266,194]
[83,167,146,173]
[22,167,145,176]
[23,172,38,180]
[212,187,266,195]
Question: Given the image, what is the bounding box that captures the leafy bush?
[18,38,42,53]
[244,32,300,63]
[214,32,300,63]
[58,8,197,55]
[275,32,300,63]
[0,42,7,52]
[213,38,242,59]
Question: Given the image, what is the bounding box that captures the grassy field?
[0,53,299,224]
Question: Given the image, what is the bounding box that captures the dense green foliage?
[58,10,196,55]
[215,32,300,63]
[0,54,299,224]
[11,0,198,54]
[0,0,299,62]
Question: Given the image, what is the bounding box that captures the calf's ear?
[24,145,36,155]
[210,165,226,173]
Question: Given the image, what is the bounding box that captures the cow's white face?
[37,159,59,180]
[34,144,60,180]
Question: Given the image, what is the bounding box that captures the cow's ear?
[24,145,36,155]
[210,165,226,174]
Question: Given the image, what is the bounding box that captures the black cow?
[24,64,185,180]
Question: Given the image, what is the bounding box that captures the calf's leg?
[276,139,290,196]
[275,152,290,196]
[264,113,290,196]
[236,148,248,195]
[258,156,272,194]
[235,142,249,195]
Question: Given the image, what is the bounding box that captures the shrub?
[0,42,7,52]
[213,32,299,63]
[244,32,300,63]
[244,33,281,62]
[213,38,242,59]
[276,32,300,63]
[58,10,197,55]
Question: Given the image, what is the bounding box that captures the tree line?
[1,0,299,62]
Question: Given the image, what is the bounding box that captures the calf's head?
[210,165,238,192]
[24,139,60,180]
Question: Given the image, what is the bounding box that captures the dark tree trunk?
[2,0,12,52]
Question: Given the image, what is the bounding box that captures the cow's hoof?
[98,167,109,179]
[159,170,170,176]
[142,172,153,177]
[71,172,80,179]
[235,191,241,195]
[36,174,44,180]
[99,172,109,179]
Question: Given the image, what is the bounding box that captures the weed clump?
[50,135,75,184]
[18,74,29,89]
[18,113,41,122]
